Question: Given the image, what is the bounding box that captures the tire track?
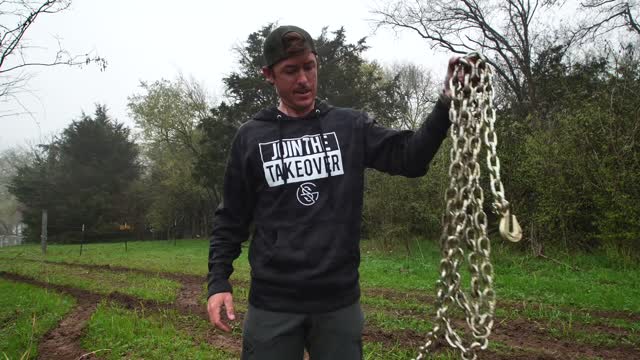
[0,271,242,358]
[5,260,640,360]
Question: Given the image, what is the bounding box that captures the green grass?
[0,239,250,282]
[2,237,640,359]
[364,342,459,359]
[605,318,640,332]
[2,238,639,312]
[365,309,434,333]
[0,279,75,359]
[364,342,420,359]
[82,301,235,360]
[358,239,640,313]
[0,260,180,303]
[548,326,640,348]
[361,293,427,312]
[0,236,640,312]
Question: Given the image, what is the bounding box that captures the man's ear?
[262,66,274,85]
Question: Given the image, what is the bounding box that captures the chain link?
[414,53,521,360]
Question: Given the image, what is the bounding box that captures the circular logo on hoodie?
[297,182,319,206]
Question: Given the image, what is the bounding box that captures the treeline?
[5,25,410,243]
[5,8,640,258]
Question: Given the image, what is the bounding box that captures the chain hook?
[499,209,522,242]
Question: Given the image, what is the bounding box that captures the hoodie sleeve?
[207,131,255,299]
[364,95,451,176]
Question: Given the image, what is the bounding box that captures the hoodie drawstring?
[316,109,333,179]
[275,104,336,211]
[315,108,336,212]
[278,107,331,186]
[277,114,288,185]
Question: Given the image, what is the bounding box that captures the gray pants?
[241,302,364,360]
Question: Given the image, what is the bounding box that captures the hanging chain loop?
[415,53,522,360]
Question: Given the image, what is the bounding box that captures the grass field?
[0,279,75,359]
[0,238,639,359]
[82,302,234,360]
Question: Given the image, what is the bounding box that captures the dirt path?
[1,272,100,360]
[492,318,639,360]
[36,298,98,360]
[359,301,640,359]
[0,271,242,358]
[33,259,203,283]
[175,274,207,315]
[363,286,640,323]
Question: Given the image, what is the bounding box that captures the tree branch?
[0,0,105,103]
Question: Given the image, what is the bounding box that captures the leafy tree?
[9,105,140,241]
[363,145,450,252]
[128,76,213,238]
[314,28,404,125]
[9,143,60,240]
[512,44,640,255]
[194,103,238,204]
[128,76,208,157]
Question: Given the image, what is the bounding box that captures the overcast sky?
[0,0,453,150]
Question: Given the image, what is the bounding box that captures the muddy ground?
[1,261,639,360]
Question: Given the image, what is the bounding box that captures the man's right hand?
[207,292,236,332]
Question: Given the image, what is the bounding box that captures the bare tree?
[0,0,106,111]
[579,0,640,37]
[386,62,438,130]
[372,0,574,113]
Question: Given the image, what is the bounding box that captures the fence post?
[41,209,48,255]
[80,224,85,255]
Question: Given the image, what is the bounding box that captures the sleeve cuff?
[438,91,452,109]
[207,279,233,299]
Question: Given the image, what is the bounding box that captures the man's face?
[263,51,318,117]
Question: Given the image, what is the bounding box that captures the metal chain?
[415,53,522,360]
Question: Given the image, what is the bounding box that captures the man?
[207,25,456,360]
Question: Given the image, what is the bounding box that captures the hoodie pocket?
[267,227,315,271]
[251,222,360,288]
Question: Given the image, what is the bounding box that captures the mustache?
[294,86,311,93]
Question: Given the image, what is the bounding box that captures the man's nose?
[296,70,310,85]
